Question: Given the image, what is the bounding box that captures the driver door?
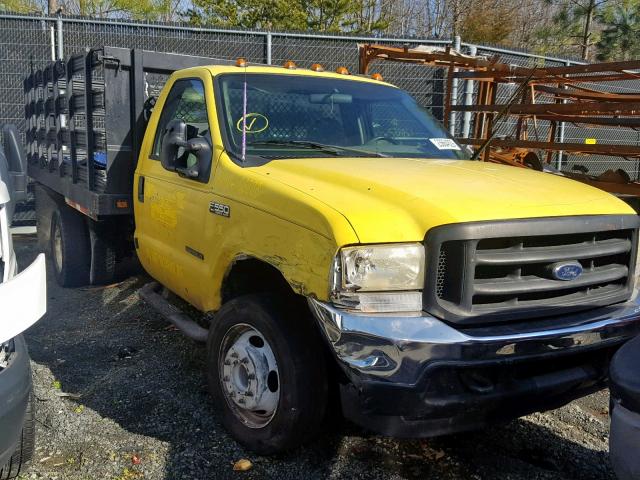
[135,76,214,308]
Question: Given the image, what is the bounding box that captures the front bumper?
[0,335,32,468]
[309,294,640,437]
[0,253,47,344]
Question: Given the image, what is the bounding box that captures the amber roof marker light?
[371,73,383,81]
[310,63,324,72]
[235,57,248,68]
[336,66,350,75]
[283,60,297,69]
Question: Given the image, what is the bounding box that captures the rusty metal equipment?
[359,44,640,203]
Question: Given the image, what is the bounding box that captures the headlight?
[332,243,425,313]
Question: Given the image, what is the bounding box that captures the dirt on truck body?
[19,47,640,454]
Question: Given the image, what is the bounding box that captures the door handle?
[138,176,145,202]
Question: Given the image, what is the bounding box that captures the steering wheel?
[368,136,400,145]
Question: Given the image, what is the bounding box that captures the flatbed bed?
[25,47,229,219]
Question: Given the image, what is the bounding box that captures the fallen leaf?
[54,391,82,399]
[132,454,141,465]
[233,459,253,471]
[419,442,446,461]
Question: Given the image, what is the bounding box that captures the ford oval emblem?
[550,261,583,281]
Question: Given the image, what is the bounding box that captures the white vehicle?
[0,126,46,479]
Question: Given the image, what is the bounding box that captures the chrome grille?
[426,215,639,325]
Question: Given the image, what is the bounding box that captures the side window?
[152,79,210,158]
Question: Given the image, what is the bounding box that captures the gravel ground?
[14,236,617,480]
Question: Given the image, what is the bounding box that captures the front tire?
[207,294,327,454]
[0,392,36,479]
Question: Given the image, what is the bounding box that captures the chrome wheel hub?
[219,324,280,428]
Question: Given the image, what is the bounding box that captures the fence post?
[462,44,477,138]
[56,15,63,60]
[266,32,272,65]
[449,35,461,136]
[50,25,56,61]
[556,60,571,170]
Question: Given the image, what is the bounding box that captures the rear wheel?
[50,206,90,287]
[207,294,327,454]
[88,221,117,285]
[0,392,35,479]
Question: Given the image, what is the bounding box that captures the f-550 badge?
[209,202,230,217]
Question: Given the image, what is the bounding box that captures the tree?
[187,0,395,32]
[306,0,359,31]
[57,0,183,19]
[0,0,43,12]
[538,0,609,60]
[351,0,394,33]
[596,0,640,59]
[187,0,307,29]
[459,0,516,43]
[388,0,452,38]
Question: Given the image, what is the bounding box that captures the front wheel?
[0,392,35,479]
[207,294,327,454]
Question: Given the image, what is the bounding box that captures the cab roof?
[177,63,394,87]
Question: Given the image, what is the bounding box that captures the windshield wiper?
[247,140,387,157]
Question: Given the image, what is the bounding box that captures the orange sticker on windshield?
[236,113,269,134]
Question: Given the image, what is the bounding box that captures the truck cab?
[25,50,640,454]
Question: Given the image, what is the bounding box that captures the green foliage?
[532,12,586,55]
[530,0,629,60]
[187,0,390,32]
[71,0,173,19]
[596,0,640,60]
[306,0,359,32]
[187,0,307,29]
[0,0,42,13]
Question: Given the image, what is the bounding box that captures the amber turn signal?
[235,57,248,68]
[283,60,297,69]
[310,63,324,72]
[371,73,383,81]
[336,66,349,75]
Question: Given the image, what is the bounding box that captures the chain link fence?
[1,12,639,179]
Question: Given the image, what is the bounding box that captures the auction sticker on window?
[429,138,461,150]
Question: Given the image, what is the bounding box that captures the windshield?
[215,73,468,163]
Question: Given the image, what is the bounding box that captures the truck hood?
[255,157,635,243]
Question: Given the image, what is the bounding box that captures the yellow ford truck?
[23,47,640,454]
